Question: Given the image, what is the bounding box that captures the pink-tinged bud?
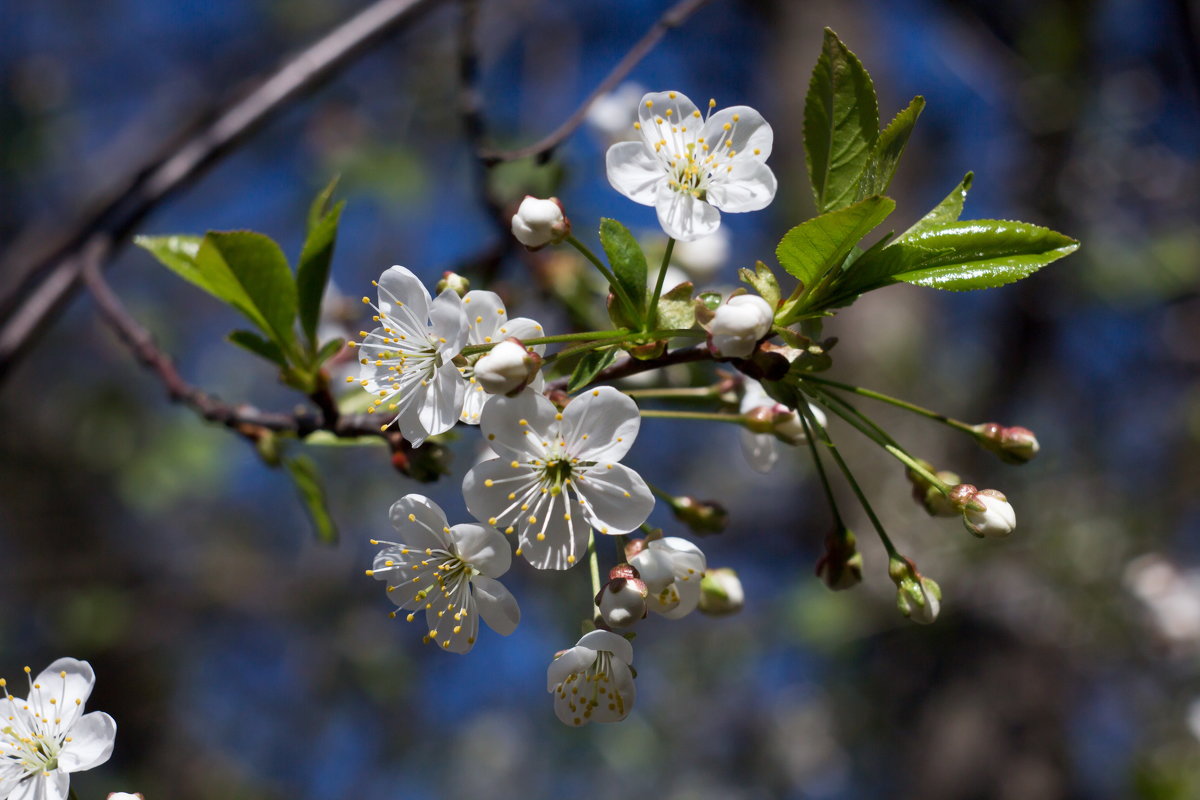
[596,565,648,628]
[435,270,470,296]
[511,196,570,249]
[974,422,1040,464]
[473,338,542,396]
[743,405,776,433]
[698,568,744,615]
[815,527,863,591]
[888,555,941,625]
[671,496,729,535]
[948,483,980,510]
[907,461,961,517]
[962,489,1016,538]
[707,294,774,358]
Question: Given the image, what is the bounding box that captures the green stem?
[645,237,675,332]
[615,534,629,562]
[540,338,620,366]
[647,481,682,509]
[623,385,722,400]
[796,410,844,529]
[587,531,601,620]
[565,234,641,322]
[801,374,979,437]
[798,404,898,558]
[638,409,746,424]
[460,327,704,358]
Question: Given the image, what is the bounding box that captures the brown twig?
[547,345,713,392]
[0,0,439,385]
[476,0,717,165]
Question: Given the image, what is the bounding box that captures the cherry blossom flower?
[463,387,654,570]
[352,266,468,446]
[368,494,520,653]
[547,630,636,726]
[458,290,545,424]
[739,379,827,473]
[708,294,774,357]
[0,658,116,800]
[629,536,707,618]
[606,90,776,241]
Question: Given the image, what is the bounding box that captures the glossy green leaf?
[656,281,695,330]
[284,455,338,544]
[856,96,925,199]
[567,347,620,393]
[804,29,880,213]
[196,231,298,350]
[297,197,345,347]
[776,196,895,297]
[134,235,208,291]
[227,329,286,366]
[898,172,974,242]
[738,261,781,309]
[599,218,647,322]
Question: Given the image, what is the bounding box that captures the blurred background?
[2,0,1199,797]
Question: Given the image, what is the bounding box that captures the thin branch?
[476,0,717,164]
[547,345,713,391]
[0,0,440,384]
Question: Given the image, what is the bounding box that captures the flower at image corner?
[547,630,636,726]
[463,387,654,570]
[353,265,468,446]
[368,494,520,653]
[606,90,776,241]
[0,658,116,800]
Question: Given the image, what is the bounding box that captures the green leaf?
[196,231,298,351]
[283,455,338,544]
[134,235,208,291]
[656,281,695,329]
[891,220,1079,291]
[856,96,925,199]
[567,347,620,393]
[738,261,781,309]
[804,28,880,213]
[599,218,647,322]
[898,172,974,242]
[307,175,341,233]
[315,338,346,366]
[776,196,895,299]
[227,329,287,366]
[297,198,345,347]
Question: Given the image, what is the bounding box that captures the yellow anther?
[693,110,701,118]
[645,100,653,107]
[567,555,576,564]
[633,121,641,129]
[511,460,520,468]
[362,297,370,303]
[723,122,731,131]
[364,569,375,576]
[484,479,494,488]
[488,517,498,526]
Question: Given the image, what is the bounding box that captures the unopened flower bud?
[815,527,863,591]
[743,405,776,434]
[107,795,145,800]
[671,496,729,535]
[435,270,470,296]
[889,555,941,625]
[698,568,744,615]
[474,338,542,396]
[707,294,774,358]
[511,196,570,249]
[596,564,648,628]
[973,422,1040,463]
[907,461,961,517]
[962,489,1016,538]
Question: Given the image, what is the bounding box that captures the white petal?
[653,536,706,575]
[577,629,634,665]
[9,771,69,800]
[425,590,479,654]
[630,548,675,592]
[637,91,701,151]
[458,376,490,424]
[739,378,772,413]
[700,105,773,161]
[547,646,596,691]
[462,290,507,343]
[606,141,665,206]
[57,711,116,773]
[496,316,546,354]
[588,658,636,722]
[395,409,432,448]
[449,523,511,577]
[654,182,721,242]
[706,159,778,213]
[388,494,453,551]
[417,362,465,437]
[479,389,559,462]
[658,575,702,619]
[561,386,641,462]
[739,429,778,473]
[429,288,468,356]
[574,462,654,535]
[462,457,537,531]
[376,265,431,322]
[515,499,591,571]
[472,574,520,636]
[30,658,94,730]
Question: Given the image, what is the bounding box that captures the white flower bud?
[596,565,648,629]
[107,795,145,800]
[771,403,826,445]
[708,294,774,358]
[511,196,569,249]
[474,339,539,396]
[889,555,941,624]
[962,489,1016,538]
[698,568,744,615]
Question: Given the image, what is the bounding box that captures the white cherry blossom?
[368,494,520,654]
[0,658,116,800]
[630,537,707,618]
[463,387,654,570]
[458,290,545,424]
[738,379,827,473]
[511,197,569,249]
[547,630,636,726]
[708,294,774,357]
[352,266,468,446]
[606,90,776,241]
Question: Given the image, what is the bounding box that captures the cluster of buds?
[698,568,745,615]
[888,555,941,624]
[471,338,543,396]
[973,422,1040,464]
[906,459,961,517]
[703,294,774,358]
[815,526,863,591]
[511,196,571,249]
[949,483,1017,538]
